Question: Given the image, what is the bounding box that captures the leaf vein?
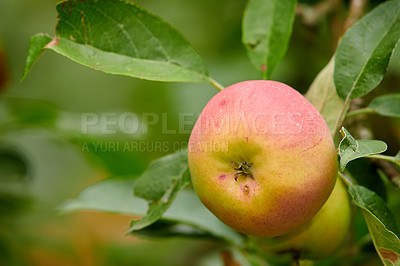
[60,19,86,43]
[348,12,398,99]
[131,11,172,62]
[89,4,139,57]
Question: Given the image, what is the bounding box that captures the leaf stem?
[332,95,351,139]
[338,171,354,186]
[345,107,375,118]
[365,154,400,166]
[209,78,224,91]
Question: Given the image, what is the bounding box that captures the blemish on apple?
[218,174,226,180]
[243,184,250,194]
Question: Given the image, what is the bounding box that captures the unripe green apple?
[251,178,351,260]
[188,80,337,237]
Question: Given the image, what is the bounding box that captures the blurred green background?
[0,0,399,265]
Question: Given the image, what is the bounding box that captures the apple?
[251,178,351,260]
[188,80,337,237]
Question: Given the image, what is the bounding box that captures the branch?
[342,0,369,33]
[296,0,341,27]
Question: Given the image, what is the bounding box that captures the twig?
[332,95,351,139]
[296,0,341,27]
[342,0,369,33]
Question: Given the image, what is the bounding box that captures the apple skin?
[188,80,337,237]
[251,178,351,260]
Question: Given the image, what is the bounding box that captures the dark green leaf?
[350,184,399,235]
[369,94,400,118]
[305,57,345,136]
[133,220,212,239]
[21,34,52,81]
[133,149,188,201]
[129,170,189,231]
[58,175,245,246]
[339,127,387,171]
[242,0,297,79]
[129,149,190,231]
[23,0,210,83]
[349,184,400,265]
[334,0,400,99]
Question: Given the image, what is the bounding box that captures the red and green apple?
[188,80,337,237]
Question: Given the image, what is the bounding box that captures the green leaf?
[349,184,400,265]
[369,93,400,118]
[159,189,245,247]
[133,149,188,201]
[21,34,52,81]
[242,0,297,79]
[133,220,212,239]
[305,57,345,136]
[59,175,148,215]
[129,149,190,231]
[334,0,400,100]
[339,127,387,171]
[58,175,245,246]
[23,0,210,83]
